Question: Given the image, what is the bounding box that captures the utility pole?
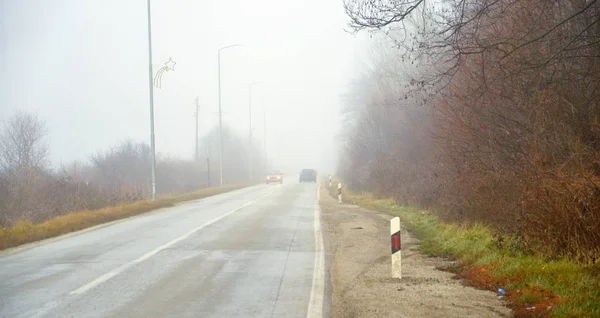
[218,51,223,186]
[263,109,267,171]
[207,157,211,187]
[249,86,252,181]
[194,97,199,162]
[146,1,176,201]
[248,81,265,182]
[217,44,243,186]
[146,0,157,201]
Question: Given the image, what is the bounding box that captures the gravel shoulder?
[320,190,512,318]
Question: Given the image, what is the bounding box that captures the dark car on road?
[299,169,317,183]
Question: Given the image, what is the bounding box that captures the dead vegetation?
[340,0,600,263]
[0,111,264,246]
[0,184,247,250]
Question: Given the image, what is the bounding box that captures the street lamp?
[248,81,265,181]
[146,0,175,200]
[146,0,156,200]
[263,106,268,172]
[217,43,243,186]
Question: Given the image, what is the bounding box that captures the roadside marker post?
[390,217,402,279]
[328,175,332,188]
[337,182,342,203]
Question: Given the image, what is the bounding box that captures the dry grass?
[325,179,600,317]
[0,184,249,250]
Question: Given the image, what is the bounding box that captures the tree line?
[0,111,265,226]
[340,0,600,262]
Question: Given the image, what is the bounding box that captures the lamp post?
[194,97,200,162]
[146,0,156,200]
[146,57,176,200]
[263,107,267,171]
[217,44,243,186]
[146,2,175,200]
[147,0,176,201]
[248,81,265,181]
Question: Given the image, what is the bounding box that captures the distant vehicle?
[299,169,317,183]
[265,170,283,184]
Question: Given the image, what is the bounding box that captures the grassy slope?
[328,184,600,318]
[0,184,249,251]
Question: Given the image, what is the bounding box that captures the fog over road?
[0,183,326,318]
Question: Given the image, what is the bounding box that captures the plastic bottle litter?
[498,288,505,296]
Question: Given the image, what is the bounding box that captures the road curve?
[0,183,325,318]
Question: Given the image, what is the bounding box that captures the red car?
[265,170,283,184]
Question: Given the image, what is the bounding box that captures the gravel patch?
[320,190,512,318]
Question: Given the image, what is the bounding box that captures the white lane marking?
[307,185,325,318]
[70,188,277,295]
[0,185,263,258]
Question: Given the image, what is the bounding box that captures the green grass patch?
[520,292,543,305]
[325,180,600,317]
[0,184,250,251]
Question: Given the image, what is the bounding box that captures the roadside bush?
[0,111,262,227]
[522,168,600,263]
[340,0,600,262]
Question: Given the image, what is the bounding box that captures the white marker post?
[337,182,342,203]
[328,175,332,188]
[390,217,401,279]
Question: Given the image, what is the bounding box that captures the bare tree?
[0,111,270,226]
[345,0,600,89]
[342,0,600,261]
[0,111,49,224]
[0,111,49,175]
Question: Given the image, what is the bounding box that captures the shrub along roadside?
[0,184,249,251]
[327,182,600,318]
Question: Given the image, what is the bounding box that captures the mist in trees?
[341,0,600,262]
[0,111,264,227]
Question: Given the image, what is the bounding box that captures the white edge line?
[70,188,276,295]
[307,185,325,318]
[0,185,260,257]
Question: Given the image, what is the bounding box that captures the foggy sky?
[1,0,369,174]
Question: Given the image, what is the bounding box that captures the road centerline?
[69,188,278,296]
[269,201,303,318]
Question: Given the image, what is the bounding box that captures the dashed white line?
[70,188,277,295]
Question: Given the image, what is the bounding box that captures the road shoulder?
[319,189,512,318]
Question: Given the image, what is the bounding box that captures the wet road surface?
[0,183,325,318]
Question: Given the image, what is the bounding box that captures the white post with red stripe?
[390,217,401,279]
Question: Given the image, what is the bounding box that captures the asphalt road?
[0,183,326,318]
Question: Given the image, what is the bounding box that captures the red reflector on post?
[391,232,401,254]
[390,216,402,279]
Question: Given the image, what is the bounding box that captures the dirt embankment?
[320,190,512,318]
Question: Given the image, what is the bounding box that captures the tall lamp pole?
[194,97,200,161]
[146,0,156,200]
[248,81,265,181]
[217,44,243,186]
[263,107,267,171]
[146,0,175,200]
